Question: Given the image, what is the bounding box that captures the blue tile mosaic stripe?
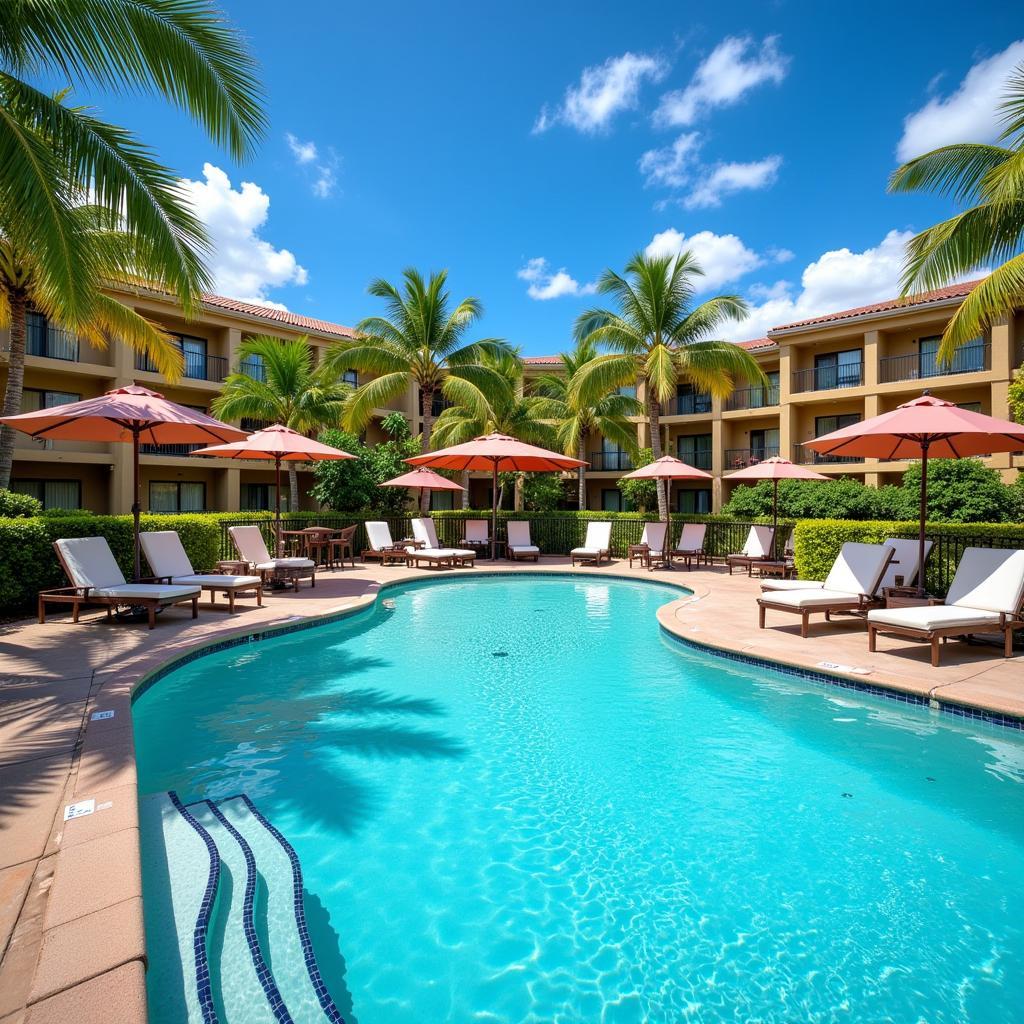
[239,795,347,1024]
[203,800,294,1024]
[168,791,221,1024]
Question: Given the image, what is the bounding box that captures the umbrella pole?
[773,479,779,531]
[492,461,498,561]
[917,442,929,597]
[275,456,283,557]
[132,427,141,581]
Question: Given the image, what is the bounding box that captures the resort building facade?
[2,279,1022,515]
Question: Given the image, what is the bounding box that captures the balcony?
[28,326,80,361]
[136,349,228,382]
[240,357,266,382]
[666,392,713,416]
[676,449,713,470]
[792,444,861,466]
[589,450,634,471]
[725,385,780,411]
[725,446,780,469]
[139,443,205,456]
[878,343,990,384]
[791,363,864,394]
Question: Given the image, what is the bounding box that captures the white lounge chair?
[409,517,476,568]
[571,521,613,566]
[726,526,776,574]
[629,522,668,569]
[228,525,315,591]
[762,538,933,594]
[757,542,895,638]
[362,521,409,565]
[40,536,200,629]
[671,523,708,569]
[141,531,263,613]
[868,547,1024,666]
[506,521,540,561]
[460,519,490,554]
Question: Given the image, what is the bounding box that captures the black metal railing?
[792,363,864,393]
[725,446,780,469]
[139,443,205,456]
[26,326,80,361]
[666,393,713,416]
[136,349,228,382]
[725,385,780,411]
[589,450,634,471]
[792,444,861,466]
[878,343,990,384]
[676,449,713,470]
[240,357,266,382]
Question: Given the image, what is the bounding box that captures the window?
[241,483,288,512]
[240,353,265,381]
[11,479,81,510]
[21,389,80,449]
[601,488,625,512]
[814,349,862,388]
[749,428,780,460]
[674,383,712,415]
[617,384,637,399]
[430,490,455,511]
[677,433,712,470]
[815,413,861,436]
[26,311,79,360]
[178,335,208,379]
[677,489,711,515]
[342,369,358,387]
[598,439,632,471]
[149,481,205,512]
[919,335,985,377]
[957,402,982,413]
[240,418,271,432]
[751,371,780,407]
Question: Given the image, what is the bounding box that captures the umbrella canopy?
[622,455,712,525]
[407,432,586,558]
[0,384,246,580]
[805,392,1024,594]
[192,425,355,555]
[380,467,465,512]
[725,456,829,528]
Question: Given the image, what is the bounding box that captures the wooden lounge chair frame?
[228,525,315,592]
[506,521,540,562]
[727,526,776,575]
[672,524,709,570]
[570,522,613,567]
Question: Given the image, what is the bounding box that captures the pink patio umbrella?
[621,455,713,526]
[379,467,465,511]
[406,432,587,559]
[191,424,355,555]
[725,456,829,529]
[0,384,247,580]
[805,391,1024,595]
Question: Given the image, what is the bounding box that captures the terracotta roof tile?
[736,337,775,351]
[200,293,358,339]
[770,280,983,333]
[522,355,563,364]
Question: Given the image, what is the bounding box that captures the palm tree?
[532,338,642,509]
[572,251,762,518]
[211,336,350,509]
[325,268,511,511]
[889,63,1024,358]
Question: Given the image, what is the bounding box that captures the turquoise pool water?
[134,575,1024,1023]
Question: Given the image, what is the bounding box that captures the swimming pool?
[134,574,1024,1023]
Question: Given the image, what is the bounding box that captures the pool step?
[146,791,345,1024]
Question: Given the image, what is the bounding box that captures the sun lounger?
[361,521,409,564]
[726,526,776,574]
[571,521,613,566]
[141,531,263,613]
[757,542,895,638]
[410,517,476,568]
[40,536,200,629]
[761,538,933,594]
[506,521,540,561]
[460,519,490,555]
[629,522,668,569]
[672,523,708,569]
[228,525,315,591]
[867,547,1024,666]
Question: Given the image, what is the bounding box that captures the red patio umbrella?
[191,424,355,555]
[621,455,712,525]
[805,391,1024,595]
[379,467,465,510]
[725,456,828,528]
[0,384,246,580]
[406,432,586,559]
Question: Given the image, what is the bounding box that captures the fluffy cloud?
[285,132,340,198]
[180,163,308,309]
[897,41,1024,161]
[517,257,597,300]
[285,132,317,164]
[534,52,667,134]
[654,35,789,127]
[644,229,765,291]
[717,229,915,340]
[684,155,782,209]
[639,132,701,188]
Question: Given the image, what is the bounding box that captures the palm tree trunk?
[0,288,28,490]
[514,473,524,511]
[460,469,470,509]
[288,462,299,514]
[419,385,434,514]
[577,433,587,510]
[648,390,666,520]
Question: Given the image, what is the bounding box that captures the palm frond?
[342,373,410,432]
[889,143,1013,203]
[939,252,1024,356]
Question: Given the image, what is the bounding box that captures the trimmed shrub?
[0,489,42,518]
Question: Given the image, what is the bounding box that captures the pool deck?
[1,557,1021,1023]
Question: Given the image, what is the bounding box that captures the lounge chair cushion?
[409,547,466,562]
[91,583,200,601]
[571,547,605,557]
[139,531,194,578]
[878,538,932,592]
[365,521,394,551]
[945,547,1024,614]
[730,525,775,560]
[254,557,315,571]
[761,578,824,592]
[760,588,869,610]
[507,522,538,554]
[574,522,612,556]
[867,605,1003,632]
[171,574,262,589]
[822,543,894,597]
[55,537,127,589]
[674,524,707,552]
[462,520,489,544]
[510,545,540,554]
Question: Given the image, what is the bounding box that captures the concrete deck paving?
[0,557,1021,1022]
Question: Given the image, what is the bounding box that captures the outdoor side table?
[628,544,649,568]
[883,586,934,609]
[752,560,793,580]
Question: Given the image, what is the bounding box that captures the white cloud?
[534,52,667,134]
[285,132,318,164]
[654,35,789,127]
[683,155,782,208]
[180,163,308,309]
[312,162,337,199]
[639,132,701,187]
[517,257,597,300]
[897,41,1024,161]
[644,228,765,291]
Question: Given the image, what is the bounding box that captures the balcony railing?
[589,450,634,471]
[725,446,780,469]
[666,393,713,416]
[139,443,205,456]
[791,363,864,393]
[136,349,228,382]
[240,357,266,382]
[792,444,861,466]
[676,449,713,470]
[878,343,990,384]
[27,326,80,361]
[725,385,780,411]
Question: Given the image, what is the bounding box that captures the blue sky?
[85,2,1020,353]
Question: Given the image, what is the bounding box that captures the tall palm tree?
[211,336,350,510]
[532,338,642,509]
[572,251,762,517]
[889,63,1024,358]
[325,267,511,511]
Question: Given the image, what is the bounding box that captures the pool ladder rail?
[168,791,346,1024]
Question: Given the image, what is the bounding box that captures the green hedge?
[794,519,1024,596]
